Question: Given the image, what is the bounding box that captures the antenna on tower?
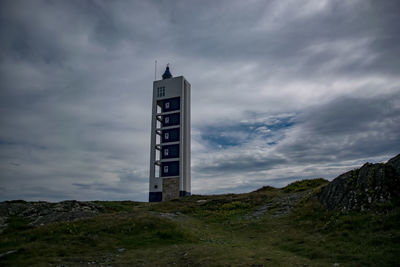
[154,60,157,80]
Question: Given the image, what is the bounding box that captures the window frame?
[157,87,165,97]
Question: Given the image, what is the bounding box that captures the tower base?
[148,191,191,202]
[149,192,162,202]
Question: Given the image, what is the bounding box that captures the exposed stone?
[0,249,18,258]
[0,200,104,233]
[162,177,180,201]
[250,190,310,218]
[318,154,400,211]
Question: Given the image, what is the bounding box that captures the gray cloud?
[0,0,399,201]
[278,92,400,162]
[192,92,400,194]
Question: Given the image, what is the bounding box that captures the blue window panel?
[149,192,162,202]
[163,113,180,127]
[162,144,179,159]
[163,97,180,112]
[161,161,179,177]
[162,128,179,143]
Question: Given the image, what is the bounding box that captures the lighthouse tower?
[149,65,191,202]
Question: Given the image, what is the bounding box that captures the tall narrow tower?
[149,66,191,202]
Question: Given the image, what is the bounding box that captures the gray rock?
[318,154,400,211]
[250,190,310,218]
[0,249,18,258]
[0,200,104,233]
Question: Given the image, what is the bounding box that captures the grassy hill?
[1,178,399,266]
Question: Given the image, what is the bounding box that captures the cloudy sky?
[1,0,399,202]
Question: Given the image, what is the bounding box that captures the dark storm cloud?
[1,0,399,200]
[277,92,400,162]
[146,0,400,79]
[192,92,400,193]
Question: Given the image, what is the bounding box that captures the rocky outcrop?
[318,154,400,211]
[250,190,311,218]
[0,200,104,233]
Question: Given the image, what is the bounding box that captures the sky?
[1,0,399,202]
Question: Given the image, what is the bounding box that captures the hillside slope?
[0,156,399,266]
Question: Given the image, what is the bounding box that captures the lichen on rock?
[318,154,400,211]
[0,200,104,233]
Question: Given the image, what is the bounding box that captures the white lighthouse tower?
[149,65,191,202]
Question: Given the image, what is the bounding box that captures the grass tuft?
[283,178,328,193]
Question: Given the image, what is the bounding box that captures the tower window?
[162,144,179,159]
[161,161,179,177]
[165,117,169,124]
[157,87,165,97]
[162,128,179,143]
[163,97,180,112]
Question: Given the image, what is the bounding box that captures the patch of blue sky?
[201,134,243,148]
[200,114,296,148]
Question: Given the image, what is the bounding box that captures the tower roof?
[162,65,172,80]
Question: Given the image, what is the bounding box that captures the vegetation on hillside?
[283,178,327,193]
[0,178,399,266]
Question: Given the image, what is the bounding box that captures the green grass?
[0,211,196,266]
[93,200,143,212]
[274,199,400,266]
[0,178,399,266]
[283,178,328,193]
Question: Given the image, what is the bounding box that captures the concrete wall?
[162,177,180,201]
